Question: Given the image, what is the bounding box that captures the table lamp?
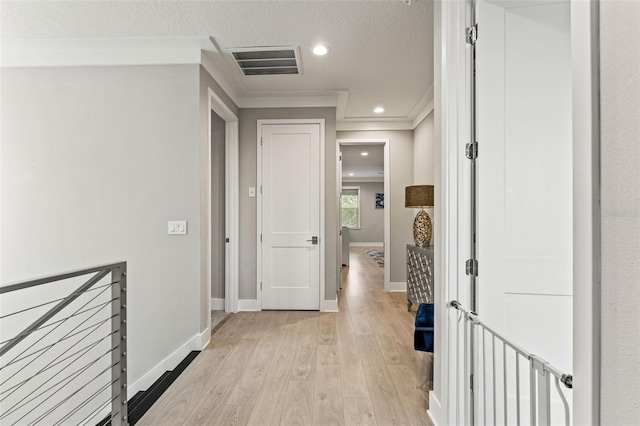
[405,185,434,247]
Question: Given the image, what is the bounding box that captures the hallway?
[139,247,432,425]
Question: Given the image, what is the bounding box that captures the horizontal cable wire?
[1,346,118,421]
[77,394,120,426]
[0,282,116,320]
[0,300,117,346]
[0,313,116,372]
[0,284,113,368]
[53,379,118,426]
[0,331,114,399]
[25,363,118,426]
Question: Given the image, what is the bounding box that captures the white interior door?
[260,123,321,310]
[475,0,573,422]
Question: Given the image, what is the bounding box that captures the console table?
[406,244,434,311]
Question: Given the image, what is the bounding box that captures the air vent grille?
[227,46,301,76]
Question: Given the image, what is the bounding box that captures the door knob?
[306,236,319,244]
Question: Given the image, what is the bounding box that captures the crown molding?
[0,37,208,68]
[337,120,415,132]
[238,95,338,109]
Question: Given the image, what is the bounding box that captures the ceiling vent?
[227,46,301,76]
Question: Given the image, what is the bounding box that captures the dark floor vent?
[96,351,200,426]
[227,46,301,76]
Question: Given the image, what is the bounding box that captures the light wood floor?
[139,247,432,425]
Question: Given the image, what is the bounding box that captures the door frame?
[337,138,391,291]
[207,87,239,324]
[431,1,601,425]
[256,119,326,311]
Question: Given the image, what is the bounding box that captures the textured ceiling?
[1,0,434,123]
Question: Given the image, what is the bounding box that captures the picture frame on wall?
[375,193,384,209]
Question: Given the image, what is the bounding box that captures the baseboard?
[323,299,338,312]
[388,281,407,292]
[210,298,225,310]
[128,331,204,398]
[198,327,211,349]
[238,298,259,311]
[427,392,443,426]
[349,242,384,247]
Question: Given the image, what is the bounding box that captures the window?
[341,186,360,229]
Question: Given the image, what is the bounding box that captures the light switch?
[249,187,256,197]
[168,220,187,235]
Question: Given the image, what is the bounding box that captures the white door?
[260,122,321,310]
[475,1,573,423]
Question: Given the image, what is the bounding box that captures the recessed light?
[313,45,328,56]
[374,107,385,113]
[349,173,354,176]
[361,152,368,156]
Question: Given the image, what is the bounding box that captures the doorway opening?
[207,88,239,337]
[337,139,390,291]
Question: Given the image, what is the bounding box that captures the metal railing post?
[111,264,128,426]
[531,355,551,426]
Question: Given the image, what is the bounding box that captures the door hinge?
[465,142,478,160]
[260,234,262,242]
[260,282,263,290]
[470,374,474,391]
[466,259,478,276]
[466,24,478,45]
[261,137,263,145]
[260,186,263,194]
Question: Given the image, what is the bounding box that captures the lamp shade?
[405,185,434,208]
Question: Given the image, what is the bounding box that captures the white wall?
[600,2,640,423]
[0,64,230,394]
[337,130,414,284]
[342,181,384,243]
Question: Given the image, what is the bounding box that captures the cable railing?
[0,263,128,425]
[450,300,573,426]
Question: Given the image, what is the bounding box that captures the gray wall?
[342,181,384,243]
[238,107,338,301]
[600,2,640,423]
[1,65,202,387]
[414,111,435,185]
[337,130,414,283]
[199,67,231,303]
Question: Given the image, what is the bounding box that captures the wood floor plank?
[388,364,432,426]
[343,397,378,426]
[318,313,338,345]
[246,320,302,426]
[356,333,411,426]
[313,364,345,426]
[140,248,433,426]
[280,381,314,426]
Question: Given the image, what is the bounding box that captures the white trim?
[0,37,208,68]
[389,282,407,292]
[128,329,206,398]
[337,138,391,293]
[412,99,435,130]
[349,242,384,247]
[571,2,601,425]
[341,177,383,183]
[337,121,414,132]
[323,299,339,313]
[427,393,443,426]
[257,119,326,312]
[210,298,225,311]
[408,84,435,124]
[238,299,260,311]
[240,96,338,109]
[208,88,240,315]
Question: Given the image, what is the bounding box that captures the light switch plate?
[168,220,187,235]
[249,187,256,197]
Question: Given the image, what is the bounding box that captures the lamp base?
[413,209,432,247]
